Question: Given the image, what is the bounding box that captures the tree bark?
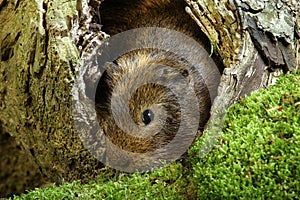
[185,0,299,118]
[0,0,103,196]
[0,0,298,196]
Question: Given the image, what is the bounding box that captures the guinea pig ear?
[104,61,121,84]
[105,60,119,72]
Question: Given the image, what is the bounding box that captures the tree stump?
[0,0,298,197]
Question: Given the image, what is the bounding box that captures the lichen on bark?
[185,0,299,123]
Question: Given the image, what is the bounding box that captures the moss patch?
[189,71,300,199]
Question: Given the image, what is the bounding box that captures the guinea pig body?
[95,0,220,172]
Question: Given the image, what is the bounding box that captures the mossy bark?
[0,0,298,197]
[0,122,47,197]
[0,0,103,196]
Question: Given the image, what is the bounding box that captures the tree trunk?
[185,0,299,119]
[0,0,298,196]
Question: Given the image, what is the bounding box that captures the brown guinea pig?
[95,0,220,172]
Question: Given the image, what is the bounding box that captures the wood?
[185,0,299,122]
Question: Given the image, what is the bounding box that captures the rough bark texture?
[0,0,299,197]
[185,0,299,120]
[0,0,104,197]
[0,122,48,197]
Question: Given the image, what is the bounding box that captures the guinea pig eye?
[141,109,154,126]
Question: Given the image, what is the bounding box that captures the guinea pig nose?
[142,109,154,126]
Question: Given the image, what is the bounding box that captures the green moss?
[11,164,192,200]
[11,71,300,199]
[189,71,300,199]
